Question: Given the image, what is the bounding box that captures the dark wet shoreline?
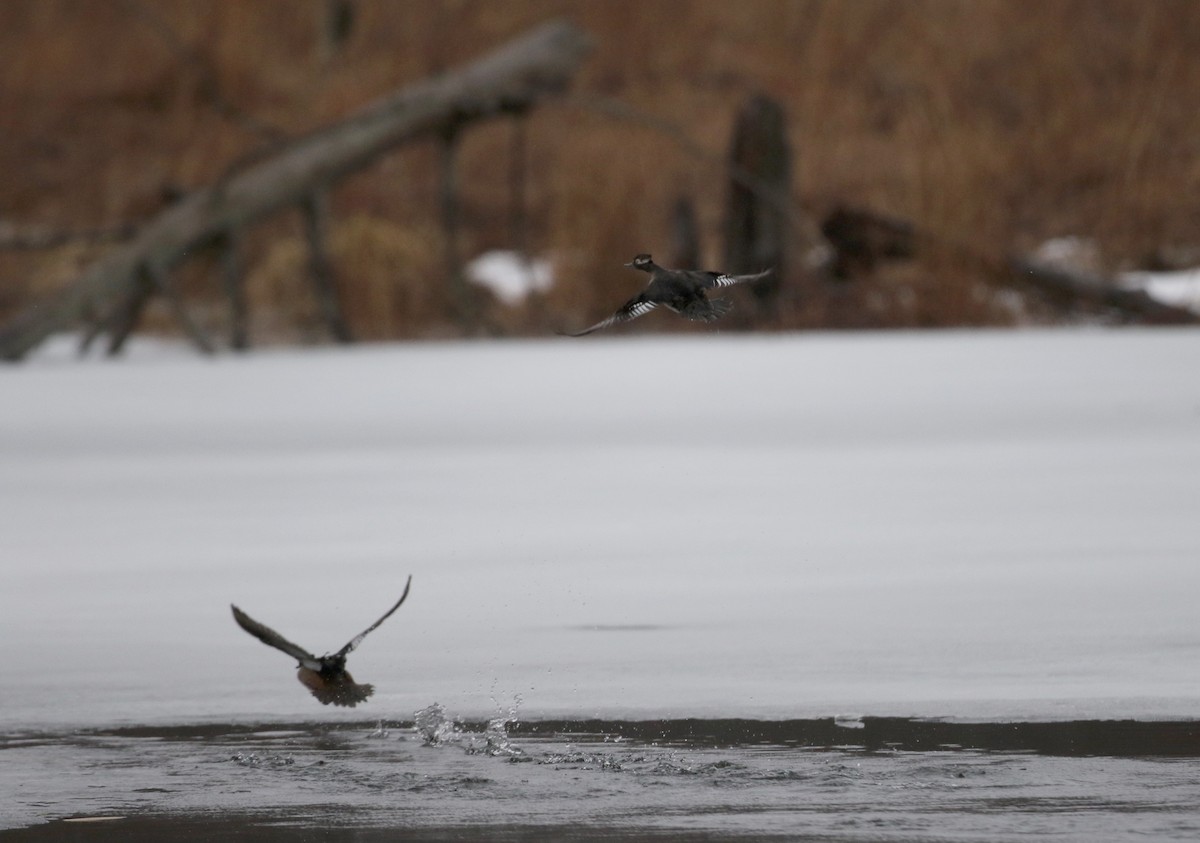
[2,815,778,843]
[518,716,1200,757]
[6,717,1200,842]
[15,715,1198,758]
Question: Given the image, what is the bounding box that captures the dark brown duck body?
[297,662,374,707]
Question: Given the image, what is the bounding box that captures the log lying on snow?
[1006,256,1198,324]
[820,204,1199,324]
[0,20,592,361]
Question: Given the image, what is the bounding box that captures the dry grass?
[3,0,1200,342]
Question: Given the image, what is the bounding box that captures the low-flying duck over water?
[560,253,773,336]
[231,576,412,707]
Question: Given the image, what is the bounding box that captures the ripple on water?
[5,714,1200,840]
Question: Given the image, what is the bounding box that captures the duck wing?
[335,575,413,657]
[700,267,773,289]
[231,604,321,670]
[558,295,658,336]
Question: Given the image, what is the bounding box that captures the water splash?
[476,692,524,759]
[475,713,524,759]
[412,700,525,759]
[413,702,462,746]
[230,751,294,768]
[539,749,624,771]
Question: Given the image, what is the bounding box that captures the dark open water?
[5,710,1200,841]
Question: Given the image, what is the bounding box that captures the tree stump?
[724,94,790,310]
[668,196,701,270]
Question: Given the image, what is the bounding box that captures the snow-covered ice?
[1,328,1198,728]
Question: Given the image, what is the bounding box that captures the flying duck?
[231,576,412,707]
[561,253,772,336]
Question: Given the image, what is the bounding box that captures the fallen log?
[0,20,592,361]
[1006,256,1198,324]
[819,204,1199,325]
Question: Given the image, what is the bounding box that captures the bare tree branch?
[0,20,593,361]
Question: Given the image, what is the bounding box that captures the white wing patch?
[562,299,660,336]
[625,300,657,319]
[707,268,771,288]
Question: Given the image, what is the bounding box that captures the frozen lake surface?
[2,328,1199,838]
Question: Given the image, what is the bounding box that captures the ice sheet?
[2,328,1198,727]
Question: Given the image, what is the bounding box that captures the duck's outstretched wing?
[231,605,321,670]
[336,575,413,657]
[700,267,773,289]
[558,296,658,337]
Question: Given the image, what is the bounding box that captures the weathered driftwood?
[218,229,248,350]
[300,189,353,343]
[0,20,592,361]
[123,263,216,355]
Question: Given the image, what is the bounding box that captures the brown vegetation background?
[3,0,1199,345]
